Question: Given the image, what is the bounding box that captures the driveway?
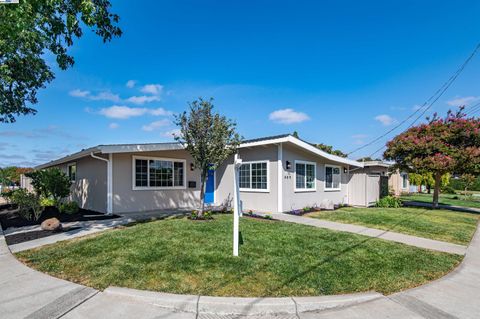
[0,222,478,318]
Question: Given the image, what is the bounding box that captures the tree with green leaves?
[26,168,71,205]
[0,166,33,186]
[0,0,122,122]
[384,109,480,208]
[175,98,242,217]
[315,143,348,158]
[409,172,450,193]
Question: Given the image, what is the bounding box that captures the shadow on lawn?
[269,209,433,295]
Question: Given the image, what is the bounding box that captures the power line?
[465,101,480,116]
[347,42,480,156]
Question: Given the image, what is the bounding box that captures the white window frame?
[324,164,341,192]
[294,160,317,192]
[239,160,270,193]
[132,155,187,190]
[67,162,77,182]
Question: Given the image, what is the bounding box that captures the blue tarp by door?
[205,167,215,204]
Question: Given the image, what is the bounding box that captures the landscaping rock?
[40,218,62,231]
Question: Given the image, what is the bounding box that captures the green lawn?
[308,207,479,245]
[17,215,461,297]
[400,193,480,209]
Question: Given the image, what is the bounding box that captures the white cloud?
[92,91,121,102]
[99,106,148,119]
[69,89,121,102]
[351,134,368,145]
[109,123,119,129]
[446,96,480,107]
[162,129,181,138]
[126,95,161,105]
[69,89,90,98]
[96,106,172,119]
[374,114,395,126]
[149,107,172,116]
[141,84,163,95]
[142,119,171,132]
[268,108,310,124]
[126,80,136,88]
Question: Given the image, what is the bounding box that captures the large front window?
[133,156,185,189]
[239,161,268,191]
[295,161,316,191]
[325,165,341,190]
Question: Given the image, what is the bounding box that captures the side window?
[68,163,76,182]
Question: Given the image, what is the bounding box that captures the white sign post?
[233,153,242,256]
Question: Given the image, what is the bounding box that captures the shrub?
[441,185,456,194]
[375,195,403,208]
[26,168,71,206]
[10,189,43,221]
[59,201,79,214]
[0,189,16,203]
[189,210,213,220]
[40,197,56,207]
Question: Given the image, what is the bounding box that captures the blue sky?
[1,0,480,167]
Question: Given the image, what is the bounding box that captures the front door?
[204,167,215,205]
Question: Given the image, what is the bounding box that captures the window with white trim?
[295,161,316,190]
[239,161,268,190]
[68,163,76,182]
[134,157,185,189]
[325,165,341,190]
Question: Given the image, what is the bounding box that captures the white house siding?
[215,145,279,213]
[112,150,202,214]
[281,143,349,212]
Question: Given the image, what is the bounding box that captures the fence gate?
[365,174,380,206]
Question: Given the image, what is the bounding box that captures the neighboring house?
[35,134,398,215]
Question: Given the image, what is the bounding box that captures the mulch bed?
[5,227,82,245]
[0,206,120,230]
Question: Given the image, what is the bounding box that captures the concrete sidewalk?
[262,212,467,255]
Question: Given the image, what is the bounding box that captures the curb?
[104,286,382,315]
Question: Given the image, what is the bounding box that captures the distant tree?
[0,0,122,122]
[357,156,382,162]
[384,108,480,208]
[0,167,16,186]
[175,98,242,217]
[461,173,476,198]
[409,172,450,193]
[315,143,348,158]
[292,131,299,138]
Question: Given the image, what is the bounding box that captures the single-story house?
[33,134,407,215]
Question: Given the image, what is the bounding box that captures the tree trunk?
[427,185,431,194]
[432,172,442,209]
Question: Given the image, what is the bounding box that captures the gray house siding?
[112,150,201,214]
[215,145,279,213]
[55,156,108,213]
[281,143,350,212]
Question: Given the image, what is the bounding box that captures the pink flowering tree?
[384,108,480,208]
